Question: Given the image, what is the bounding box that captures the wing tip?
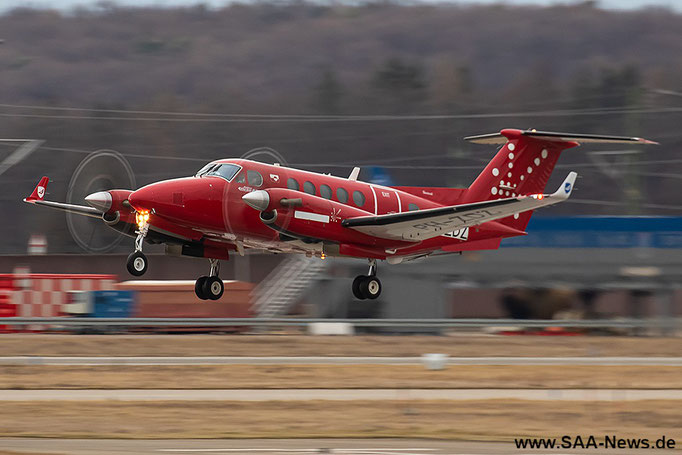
[25,176,49,202]
[550,171,578,199]
[635,138,659,145]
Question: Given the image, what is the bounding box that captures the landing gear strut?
[195,258,224,300]
[126,211,150,276]
[352,259,382,300]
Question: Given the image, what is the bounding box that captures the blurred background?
[1,0,681,328]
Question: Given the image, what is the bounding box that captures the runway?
[1,388,680,401]
[0,438,660,455]
[2,356,682,366]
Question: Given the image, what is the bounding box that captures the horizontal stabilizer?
[465,129,658,145]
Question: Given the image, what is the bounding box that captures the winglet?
[24,176,49,203]
[550,171,577,200]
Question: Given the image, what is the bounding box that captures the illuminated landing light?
[320,253,327,260]
[136,210,150,229]
[530,194,544,200]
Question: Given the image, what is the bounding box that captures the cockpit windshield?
[196,163,241,182]
[195,163,216,177]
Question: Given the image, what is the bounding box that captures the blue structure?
[502,217,682,249]
[90,290,135,318]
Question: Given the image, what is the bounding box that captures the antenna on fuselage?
[348,167,361,181]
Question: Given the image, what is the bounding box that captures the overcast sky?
[1,0,681,13]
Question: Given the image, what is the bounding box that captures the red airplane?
[24,129,655,300]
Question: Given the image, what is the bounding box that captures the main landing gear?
[126,211,150,277]
[352,259,382,300]
[195,258,224,301]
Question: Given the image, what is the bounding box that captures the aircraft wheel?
[360,276,382,300]
[203,276,224,300]
[352,275,366,300]
[126,251,148,276]
[195,276,209,300]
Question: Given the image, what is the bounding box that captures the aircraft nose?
[242,190,269,211]
[128,185,155,212]
[84,191,112,212]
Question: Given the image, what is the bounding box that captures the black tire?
[195,276,209,300]
[352,275,366,300]
[360,276,382,300]
[203,276,224,300]
[126,251,147,276]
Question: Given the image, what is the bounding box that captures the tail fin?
[462,128,656,230]
[24,176,49,203]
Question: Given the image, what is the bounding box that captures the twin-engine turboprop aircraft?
[24,129,656,300]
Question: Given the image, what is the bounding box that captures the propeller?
[66,149,136,253]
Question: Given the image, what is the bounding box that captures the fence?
[1,317,680,330]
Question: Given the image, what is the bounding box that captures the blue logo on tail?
[564,182,572,193]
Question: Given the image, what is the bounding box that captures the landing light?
[531,194,544,200]
[136,210,150,229]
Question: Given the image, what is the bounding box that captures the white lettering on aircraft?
[442,227,469,241]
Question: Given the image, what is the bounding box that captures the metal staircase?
[251,255,329,318]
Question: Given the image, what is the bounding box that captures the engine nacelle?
[85,189,136,234]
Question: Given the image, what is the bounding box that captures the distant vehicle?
[24,129,656,300]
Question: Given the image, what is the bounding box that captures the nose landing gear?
[352,259,382,300]
[195,258,224,300]
[126,211,150,276]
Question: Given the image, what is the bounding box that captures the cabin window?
[234,170,246,183]
[320,184,332,200]
[336,187,349,203]
[287,178,299,191]
[247,170,263,187]
[352,190,366,207]
[303,181,316,195]
[408,203,420,211]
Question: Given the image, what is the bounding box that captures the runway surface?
[1,388,680,401]
[2,356,682,366]
[0,438,660,455]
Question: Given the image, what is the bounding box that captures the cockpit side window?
[204,163,241,182]
[247,170,263,187]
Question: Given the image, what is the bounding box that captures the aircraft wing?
[23,176,102,218]
[342,172,577,242]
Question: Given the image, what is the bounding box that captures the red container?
[0,292,18,333]
[0,274,17,291]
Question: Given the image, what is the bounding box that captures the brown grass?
[0,400,678,440]
[1,364,682,390]
[0,452,60,455]
[1,334,682,357]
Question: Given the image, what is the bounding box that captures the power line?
[0,106,681,123]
